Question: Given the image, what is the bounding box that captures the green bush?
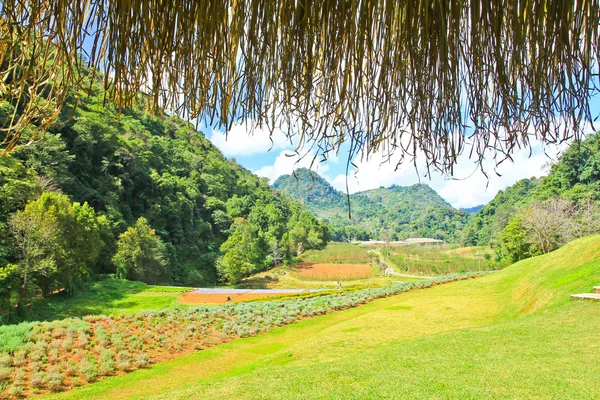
[79,357,97,382]
[46,368,63,392]
[0,365,13,381]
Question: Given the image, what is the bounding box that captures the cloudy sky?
[205,112,600,209]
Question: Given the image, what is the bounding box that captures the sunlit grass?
[46,235,600,399]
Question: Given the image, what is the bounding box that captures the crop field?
[179,289,313,305]
[300,242,506,278]
[179,292,286,304]
[44,235,600,400]
[239,267,416,291]
[294,263,373,281]
[300,243,371,264]
[386,244,507,276]
[0,274,479,398]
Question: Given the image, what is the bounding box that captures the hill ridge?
[273,168,470,242]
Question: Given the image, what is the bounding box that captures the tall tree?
[113,217,169,284]
[8,192,105,296]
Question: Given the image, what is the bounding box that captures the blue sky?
[203,100,600,209]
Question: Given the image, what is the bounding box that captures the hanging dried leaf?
[1,0,598,173]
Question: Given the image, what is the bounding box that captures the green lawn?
[47,235,600,399]
[27,278,191,322]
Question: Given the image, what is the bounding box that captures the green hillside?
[462,177,541,246]
[463,133,600,246]
[0,79,327,322]
[274,169,470,242]
[50,235,600,399]
[272,168,346,211]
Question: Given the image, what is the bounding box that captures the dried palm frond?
[1,0,599,174]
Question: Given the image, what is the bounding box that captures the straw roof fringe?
[1,0,599,173]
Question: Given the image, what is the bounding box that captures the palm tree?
[1,0,598,173]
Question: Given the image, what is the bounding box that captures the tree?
[113,217,168,284]
[216,218,265,284]
[8,192,105,297]
[520,199,576,254]
[494,197,600,262]
[495,217,535,263]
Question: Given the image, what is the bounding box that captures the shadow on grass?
[23,278,150,322]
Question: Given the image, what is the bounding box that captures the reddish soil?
[295,263,372,280]
[179,291,287,305]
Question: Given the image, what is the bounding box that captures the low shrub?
[46,368,63,392]
[0,366,13,381]
[30,371,45,389]
[117,351,130,370]
[79,357,97,382]
[135,353,150,368]
[98,349,115,375]
[7,384,24,397]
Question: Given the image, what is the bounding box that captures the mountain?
[273,168,345,212]
[462,133,600,246]
[273,169,471,242]
[461,205,484,214]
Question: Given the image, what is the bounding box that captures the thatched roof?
[1,0,599,173]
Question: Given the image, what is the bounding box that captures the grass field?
[26,278,191,322]
[47,235,600,399]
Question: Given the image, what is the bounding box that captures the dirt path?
[369,249,430,279]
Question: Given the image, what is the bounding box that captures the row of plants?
[0,272,492,398]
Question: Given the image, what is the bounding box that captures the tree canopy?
[2,0,599,173]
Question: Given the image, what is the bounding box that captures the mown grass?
[47,235,600,399]
[25,278,191,322]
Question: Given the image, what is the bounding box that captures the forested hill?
[273,169,470,242]
[461,205,484,214]
[273,168,345,211]
[0,78,328,321]
[462,133,600,249]
[461,177,542,246]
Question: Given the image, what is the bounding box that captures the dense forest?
[0,78,327,322]
[273,169,471,242]
[462,133,600,261]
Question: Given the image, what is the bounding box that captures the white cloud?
[436,142,565,208]
[210,116,574,208]
[208,120,292,157]
[254,150,330,183]
[329,140,568,209]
